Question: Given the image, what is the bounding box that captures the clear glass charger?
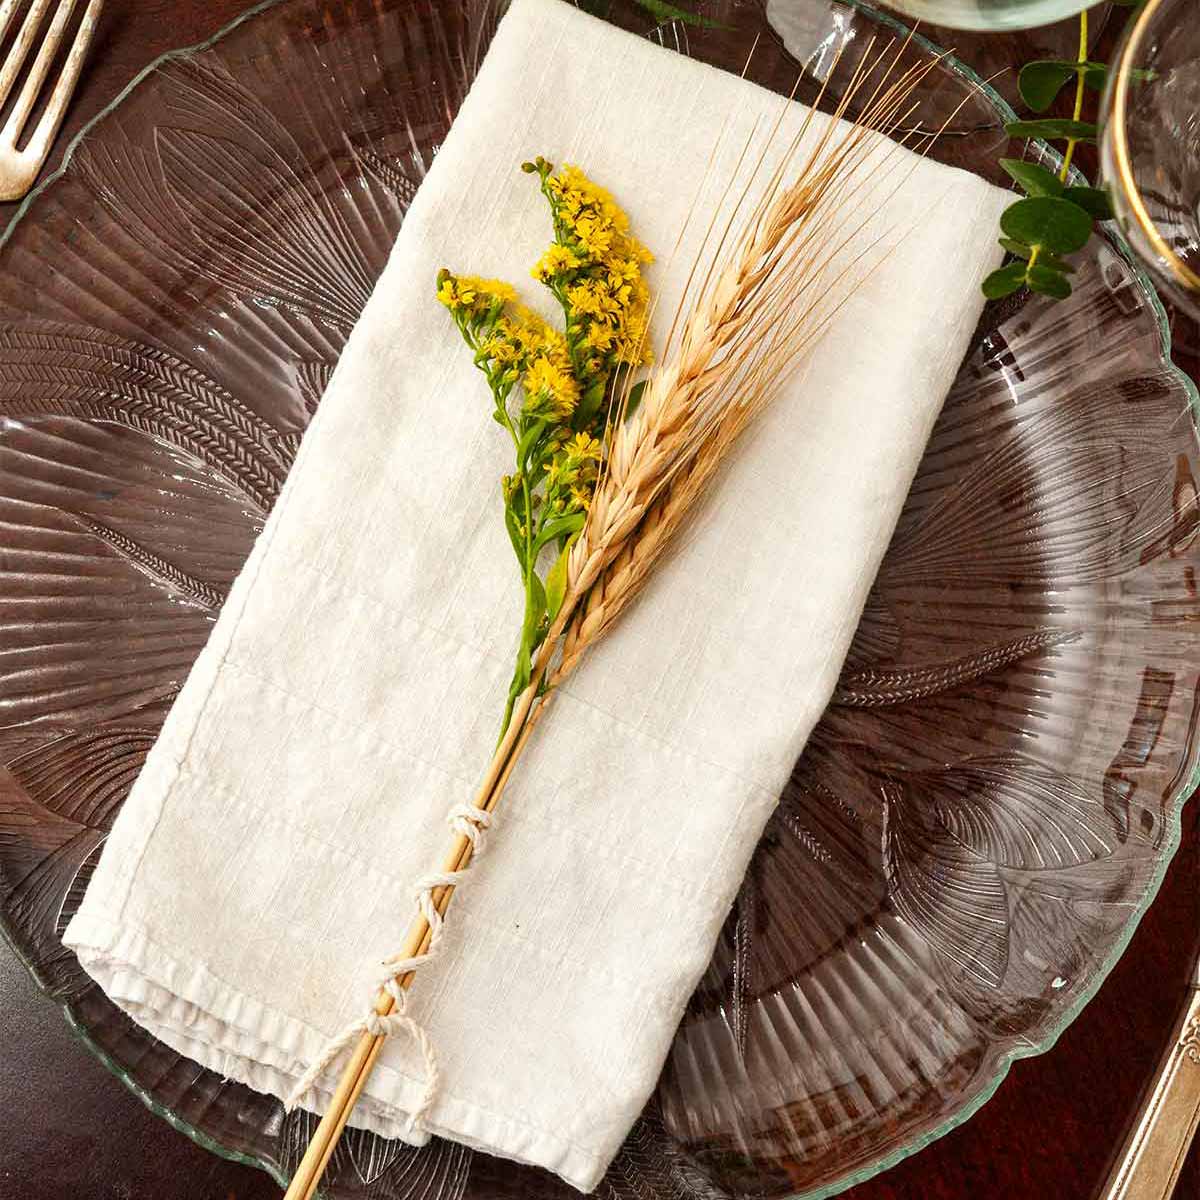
[0,2,1197,1199]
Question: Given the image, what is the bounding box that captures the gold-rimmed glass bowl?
[880,0,1092,33]
[1101,0,1200,315]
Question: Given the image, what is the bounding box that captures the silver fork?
[0,0,103,202]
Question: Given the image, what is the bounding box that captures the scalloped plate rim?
[0,2,1197,1199]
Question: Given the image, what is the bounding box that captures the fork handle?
[1101,986,1200,1200]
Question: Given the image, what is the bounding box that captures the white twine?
[283,803,493,1133]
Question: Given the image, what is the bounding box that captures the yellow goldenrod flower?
[605,257,641,288]
[573,213,616,259]
[479,324,519,365]
[565,431,603,463]
[436,271,517,315]
[468,276,517,303]
[614,303,653,366]
[533,244,582,282]
[583,323,617,352]
[628,237,654,265]
[566,280,623,324]
[524,355,579,420]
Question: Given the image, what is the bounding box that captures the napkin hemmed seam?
[207,644,792,800]
[166,754,774,917]
[67,910,635,1192]
[259,538,522,676]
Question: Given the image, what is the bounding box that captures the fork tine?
[22,0,101,163]
[3,0,79,146]
[0,0,26,47]
[0,0,54,113]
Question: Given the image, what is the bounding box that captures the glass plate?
[0,2,1197,1198]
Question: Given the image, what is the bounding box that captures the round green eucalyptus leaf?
[999,237,1032,261]
[1018,61,1077,113]
[1038,251,1076,274]
[1005,118,1099,142]
[999,158,1063,198]
[982,261,1027,300]
[1001,197,1093,254]
[1027,264,1072,299]
[1062,185,1114,220]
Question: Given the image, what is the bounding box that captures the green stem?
[495,403,544,740]
[1059,9,1089,181]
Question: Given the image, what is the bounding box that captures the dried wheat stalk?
[284,35,941,1200]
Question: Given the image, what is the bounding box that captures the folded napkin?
[66,0,1008,1189]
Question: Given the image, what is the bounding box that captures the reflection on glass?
[1101,0,1200,317]
[880,0,1091,34]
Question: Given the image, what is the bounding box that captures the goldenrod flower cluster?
[436,158,654,733]
[531,159,653,372]
[435,274,516,314]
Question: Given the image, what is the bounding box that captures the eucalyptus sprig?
[578,0,727,29]
[437,158,653,737]
[981,6,1127,302]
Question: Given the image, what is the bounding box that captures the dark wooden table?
[1,3,1197,1199]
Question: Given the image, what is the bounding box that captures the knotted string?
[283,803,493,1133]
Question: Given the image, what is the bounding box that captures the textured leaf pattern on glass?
[0,323,288,513]
[884,383,1183,588]
[885,776,1013,988]
[282,1109,472,1198]
[927,757,1119,870]
[834,628,1080,707]
[604,1113,729,1200]
[1,728,154,993]
[75,56,394,334]
[75,517,226,612]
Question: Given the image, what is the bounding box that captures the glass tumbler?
[1101,0,1200,316]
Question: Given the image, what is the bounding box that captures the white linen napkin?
[65,0,1009,1189]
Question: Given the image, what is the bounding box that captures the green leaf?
[1000,196,1093,254]
[982,261,1028,300]
[503,504,525,561]
[545,541,572,622]
[999,157,1064,197]
[633,0,729,28]
[1005,118,1099,143]
[535,511,586,554]
[514,572,548,691]
[1018,61,1078,112]
[1019,60,1111,110]
[529,572,547,632]
[517,419,546,466]
[512,639,532,695]
[575,380,606,430]
[999,240,1073,272]
[1027,264,1073,299]
[625,379,648,419]
[1062,185,1114,220]
[1038,251,1076,274]
[999,237,1033,260]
